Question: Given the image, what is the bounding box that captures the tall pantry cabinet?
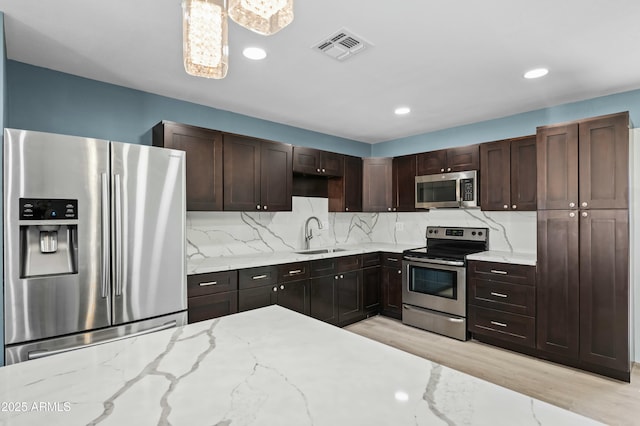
[536,112,630,381]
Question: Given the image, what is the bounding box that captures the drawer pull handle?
[252,274,268,280]
[490,269,508,275]
[448,318,464,323]
[199,281,218,287]
[490,292,508,298]
[387,258,399,262]
[288,269,303,275]
[490,321,507,328]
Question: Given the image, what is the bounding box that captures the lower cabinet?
[381,252,403,319]
[362,253,381,316]
[336,270,364,326]
[187,271,238,324]
[467,261,536,348]
[187,251,398,328]
[310,275,338,324]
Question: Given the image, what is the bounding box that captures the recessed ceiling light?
[243,47,267,60]
[524,68,549,79]
[394,107,411,115]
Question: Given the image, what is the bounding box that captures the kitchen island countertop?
[0,306,597,425]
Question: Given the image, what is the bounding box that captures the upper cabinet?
[416,144,479,175]
[537,112,629,210]
[329,155,363,212]
[152,121,223,211]
[362,157,393,212]
[293,147,344,177]
[392,154,417,212]
[480,135,537,211]
[223,134,293,212]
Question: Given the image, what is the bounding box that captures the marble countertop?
[466,250,537,266]
[0,306,598,425]
[188,243,537,274]
[187,242,420,274]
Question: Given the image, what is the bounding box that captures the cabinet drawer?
[187,271,238,297]
[188,291,238,324]
[469,278,535,316]
[278,261,310,282]
[311,258,338,277]
[362,252,381,268]
[468,306,535,348]
[337,255,363,272]
[468,261,535,286]
[238,265,278,289]
[381,252,402,267]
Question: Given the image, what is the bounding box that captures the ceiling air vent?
[313,29,370,61]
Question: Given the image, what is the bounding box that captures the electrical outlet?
[395,222,404,231]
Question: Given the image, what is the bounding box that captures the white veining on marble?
[187,197,536,263]
[0,306,602,425]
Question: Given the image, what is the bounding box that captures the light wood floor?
[345,316,640,426]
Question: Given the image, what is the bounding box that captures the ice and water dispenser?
[19,198,79,277]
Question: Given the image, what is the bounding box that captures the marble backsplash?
[186,197,536,260]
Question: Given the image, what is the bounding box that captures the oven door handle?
[403,257,465,267]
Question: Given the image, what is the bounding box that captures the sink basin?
[294,248,348,255]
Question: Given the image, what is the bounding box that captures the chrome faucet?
[304,216,323,250]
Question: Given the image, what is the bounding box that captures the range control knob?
[472,231,476,236]
[478,231,483,236]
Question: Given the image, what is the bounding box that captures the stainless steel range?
[402,226,488,340]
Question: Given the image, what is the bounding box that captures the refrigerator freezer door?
[3,129,112,345]
[110,142,187,324]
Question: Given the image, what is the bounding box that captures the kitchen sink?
[294,248,348,255]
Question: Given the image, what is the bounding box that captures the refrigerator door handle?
[101,173,110,298]
[27,321,178,361]
[114,173,123,296]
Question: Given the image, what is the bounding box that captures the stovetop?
[403,226,489,262]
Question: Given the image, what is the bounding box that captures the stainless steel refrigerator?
[3,129,187,364]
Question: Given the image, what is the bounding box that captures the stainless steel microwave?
[415,170,478,209]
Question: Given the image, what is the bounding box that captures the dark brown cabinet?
[467,261,536,348]
[578,209,628,371]
[392,154,417,212]
[152,121,223,211]
[416,145,479,175]
[380,253,403,319]
[187,271,238,323]
[293,147,344,177]
[362,157,393,212]
[224,134,292,212]
[537,112,628,210]
[536,111,630,381]
[480,136,537,211]
[336,270,365,326]
[239,264,311,314]
[329,155,363,212]
[310,275,338,325]
[536,210,580,358]
[362,253,381,315]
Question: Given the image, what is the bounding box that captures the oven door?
[402,258,466,317]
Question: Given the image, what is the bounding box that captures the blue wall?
[7,61,371,157]
[373,89,640,157]
[1,12,6,366]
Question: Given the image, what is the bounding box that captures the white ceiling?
[2,1,640,144]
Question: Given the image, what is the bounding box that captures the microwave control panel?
[460,178,475,201]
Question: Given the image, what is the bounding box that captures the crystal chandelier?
[182,0,294,79]
[228,0,294,36]
[182,0,229,79]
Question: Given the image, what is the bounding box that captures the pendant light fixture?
[228,0,294,36]
[182,0,229,79]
